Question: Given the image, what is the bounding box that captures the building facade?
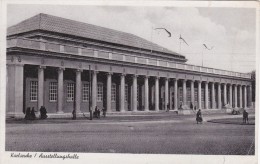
[6,14,253,117]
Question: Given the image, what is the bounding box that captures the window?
[82,83,89,102]
[111,83,116,102]
[67,83,75,102]
[30,81,38,101]
[49,82,57,102]
[97,83,103,102]
[125,85,128,102]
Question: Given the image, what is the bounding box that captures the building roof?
[7,13,185,58]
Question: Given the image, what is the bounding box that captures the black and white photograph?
[1,1,258,164]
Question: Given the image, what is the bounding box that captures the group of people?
[93,106,106,118]
[71,106,107,120]
[24,106,48,120]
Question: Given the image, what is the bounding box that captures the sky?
[7,5,256,73]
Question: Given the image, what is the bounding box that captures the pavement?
[5,111,255,155]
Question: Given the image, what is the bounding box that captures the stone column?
[190,80,194,109]
[211,82,215,109]
[198,81,202,109]
[165,78,169,110]
[169,86,173,110]
[106,73,112,112]
[92,71,97,110]
[8,64,24,117]
[239,85,243,108]
[223,83,227,106]
[144,76,149,111]
[182,79,187,107]
[218,83,221,109]
[205,81,208,109]
[57,67,64,113]
[229,84,233,107]
[249,85,252,108]
[75,69,82,113]
[155,77,159,111]
[38,66,45,111]
[234,84,237,108]
[174,79,178,110]
[120,74,126,112]
[243,85,247,108]
[132,75,138,112]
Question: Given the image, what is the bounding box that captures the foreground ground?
[6,112,255,155]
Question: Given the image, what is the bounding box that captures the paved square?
[6,113,255,155]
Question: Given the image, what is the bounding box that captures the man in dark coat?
[24,107,31,120]
[40,106,48,119]
[190,102,193,110]
[30,107,36,120]
[243,110,249,124]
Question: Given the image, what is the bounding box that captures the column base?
[57,111,64,114]
[181,105,190,110]
[6,112,24,118]
[76,110,82,114]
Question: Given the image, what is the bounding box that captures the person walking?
[196,109,203,124]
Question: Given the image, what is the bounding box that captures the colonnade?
[34,66,252,113]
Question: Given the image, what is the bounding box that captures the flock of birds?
[154,27,214,50]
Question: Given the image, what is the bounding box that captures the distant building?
[6,13,252,117]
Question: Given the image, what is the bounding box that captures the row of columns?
[35,66,253,113]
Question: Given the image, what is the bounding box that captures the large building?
[6,13,253,118]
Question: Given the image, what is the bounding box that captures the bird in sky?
[154,28,172,37]
[203,44,214,50]
[179,34,189,46]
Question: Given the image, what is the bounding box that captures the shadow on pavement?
[207,117,255,125]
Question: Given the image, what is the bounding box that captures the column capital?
[132,74,138,78]
[39,65,46,69]
[173,78,178,82]
[75,69,83,72]
[92,70,99,74]
[204,81,209,84]
[8,63,24,67]
[144,75,150,78]
[197,80,201,84]
[121,73,126,77]
[58,67,65,71]
[106,72,113,76]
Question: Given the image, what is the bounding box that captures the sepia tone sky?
[7,5,256,73]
